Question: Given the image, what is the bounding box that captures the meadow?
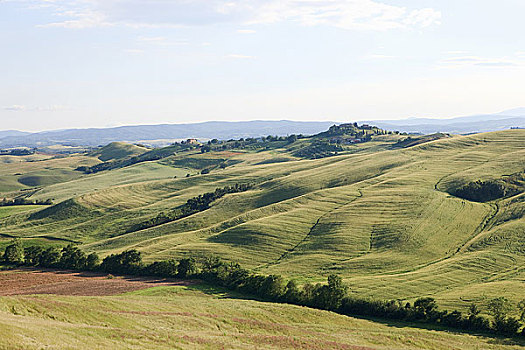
[0,270,523,349]
[0,128,524,347]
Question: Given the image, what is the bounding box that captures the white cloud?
[366,54,396,59]
[445,50,469,55]
[226,54,255,59]
[136,36,189,47]
[39,8,111,29]
[2,104,69,112]
[34,105,70,112]
[24,0,441,31]
[440,55,524,68]
[237,29,256,34]
[124,48,144,54]
[137,36,167,42]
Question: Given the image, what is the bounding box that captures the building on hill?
[185,138,199,144]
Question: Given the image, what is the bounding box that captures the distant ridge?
[0,130,30,139]
[0,120,336,148]
[360,109,525,134]
[1,108,524,147]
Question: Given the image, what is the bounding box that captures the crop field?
[0,269,190,296]
[0,129,524,318]
[0,271,523,349]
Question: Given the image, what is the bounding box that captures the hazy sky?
[1,0,525,131]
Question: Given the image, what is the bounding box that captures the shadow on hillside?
[356,316,525,347]
[182,283,525,347]
[185,283,258,300]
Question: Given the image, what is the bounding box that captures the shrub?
[3,239,24,265]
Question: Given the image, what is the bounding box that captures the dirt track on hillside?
[0,268,192,296]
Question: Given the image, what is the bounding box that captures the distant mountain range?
[1,109,523,148]
[364,109,525,134]
[0,121,335,148]
[0,130,31,139]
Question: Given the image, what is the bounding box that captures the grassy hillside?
[0,154,99,194]
[0,129,523,313]
[89,142,148,161]
[0,282,522,349]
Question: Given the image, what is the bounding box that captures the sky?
[1,0,525,132]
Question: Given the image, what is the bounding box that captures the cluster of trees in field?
[317,123,389,138]
[452,172,524,202]
[77,143,199,174]
[3,240,99,271]
[199,134,305,153]
[76,153,165,174]
[293,140,344,159]
[0,148,35,156]
[453,180,510,202]
[0,197,52,207]
[3,240,525,339]
[127,183,253,233]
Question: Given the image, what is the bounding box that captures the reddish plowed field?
[0,269,191,296]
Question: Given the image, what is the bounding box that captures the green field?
[1,282,523,350]
[0,130,524,347]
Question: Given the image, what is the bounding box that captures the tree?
[24,246,44,265]
[284,280,301,304]
[517,299,525,322]
[260,274,286,300]
[487,297,512,321]
[3,238,24,264]
[310,275,348,310]
[59,244,87,270]
[39,247,61,267]
[85,252,100,270]
[177,258,197,278]
[287,134,297,143]
[146,260,178,277]
[414,297,438,319]
[100,249,143,274]
[468,303,481,318]
[326,274,348,310]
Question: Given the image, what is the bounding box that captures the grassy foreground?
[1,283,523,350]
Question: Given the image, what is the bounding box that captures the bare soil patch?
[0,268,192,296]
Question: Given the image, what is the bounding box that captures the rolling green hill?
[89,142,149,161]
[0,129,524,315]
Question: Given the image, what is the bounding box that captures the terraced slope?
[1,130,524,311]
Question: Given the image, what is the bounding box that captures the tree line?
[126,183,253,233]
[0,197,53,207]
[2,239,525,339]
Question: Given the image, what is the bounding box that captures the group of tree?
[76,153,165,174]
[199,134,306,153]
[127,183,253,233]
[3,240,525,339]
[0,198,53,207]
[293,140,344,159]
[451,173,523,202]
[0,148,35,156]
[78,143,198,174]
[3,240,98,270]
[317,123,388,138]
